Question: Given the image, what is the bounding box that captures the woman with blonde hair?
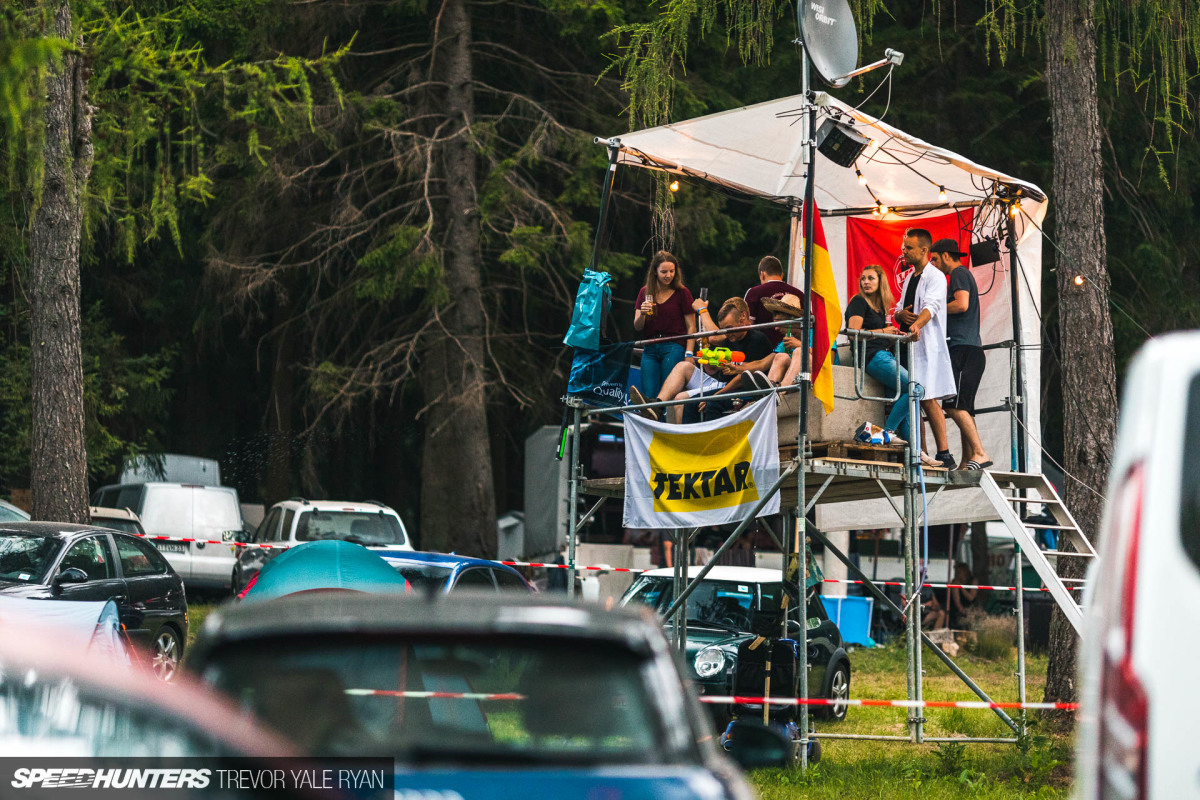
[846,264,921,447]
[632,250,696,397]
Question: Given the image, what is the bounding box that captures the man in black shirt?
[930,240,992,469]
[636,297,774,422]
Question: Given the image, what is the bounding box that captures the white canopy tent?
[605,93,1046,529]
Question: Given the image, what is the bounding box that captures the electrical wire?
[1019,207,1153,340]
[1012,409,1107,503]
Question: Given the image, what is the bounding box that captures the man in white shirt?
[894,228,956,470]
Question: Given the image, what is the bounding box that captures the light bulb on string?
[938,186,946,202]
[1009,198,1021,217]
[1073,275,1086,287]
[669,179,680,193]
[856,169,867,186]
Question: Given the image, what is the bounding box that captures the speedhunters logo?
[1,759,395,798]
[12,769,211,789]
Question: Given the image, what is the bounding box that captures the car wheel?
[151,627,181,682]
[822,663,850,722]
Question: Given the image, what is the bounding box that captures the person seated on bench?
[845,264,916,446]
[947,562,978,629]
[629,297,774,422]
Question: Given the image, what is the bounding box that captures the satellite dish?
[796,0,859,88]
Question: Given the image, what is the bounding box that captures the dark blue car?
[373,550,534,594]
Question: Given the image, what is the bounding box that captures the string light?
[856,169,867,186]
[1009,198,1022,217]
[669,179,680,193]
[873,201,888,217]
[1073,275,1085,287]
[938,186,946,201]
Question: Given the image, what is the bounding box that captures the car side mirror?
[53,567,89,588]
[721,719,793,769]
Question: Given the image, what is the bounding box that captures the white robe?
[897,265,956,400]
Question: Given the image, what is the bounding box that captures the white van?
[91,482,246,593]
[1075,333,1200,800]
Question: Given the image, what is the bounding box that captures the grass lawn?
[185,601,222,652]
[749,642,1074,799]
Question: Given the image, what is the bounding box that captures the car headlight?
[694,647,726,679]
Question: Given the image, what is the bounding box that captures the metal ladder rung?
[1043,550,1095,558]
[1002,496,1061,504]
[1022,523,1065,529]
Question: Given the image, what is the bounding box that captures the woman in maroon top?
[633,250,696,398]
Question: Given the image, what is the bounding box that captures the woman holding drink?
[633,250,696,397]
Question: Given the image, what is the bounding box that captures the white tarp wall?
[609,91,1046,530]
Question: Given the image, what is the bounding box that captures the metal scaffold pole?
[795,47,817,771]
[905,339,924,743]
[566,399,583,598]
[1015,541,1028,738]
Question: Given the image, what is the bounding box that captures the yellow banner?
[647,420,760,513]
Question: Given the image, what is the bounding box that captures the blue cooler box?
[820,595,874,645]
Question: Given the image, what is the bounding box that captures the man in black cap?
[930,239,992,470]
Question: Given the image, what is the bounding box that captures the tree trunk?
[29,0,92,524]
[265,308,295,506]
[418,0,496,555]
[1043,0,1118,709]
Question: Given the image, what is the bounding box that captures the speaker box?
[816,118,869,168]
[970,237,1001,266]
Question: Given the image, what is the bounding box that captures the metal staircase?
[978,471,1097,634]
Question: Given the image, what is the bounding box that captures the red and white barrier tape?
[499,560,647,573]
[698,696,1078,711]
[345,690,524,700]
[821,578,1085,593]
[497,562,1083,593]
[340,688,1077,711]
[126,542,1084,595]
[133,532,294,550]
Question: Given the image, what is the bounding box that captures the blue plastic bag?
[563,269,612,351]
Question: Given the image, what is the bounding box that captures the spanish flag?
[803,200,841,414]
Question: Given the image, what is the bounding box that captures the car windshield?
[203,634,674,766]
[0,533,61,583]
[623,576,789,633]
[91,518,143,535]
[390,563,453,591]
[296,511,406,545]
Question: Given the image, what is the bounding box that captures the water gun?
[696,347,745,367]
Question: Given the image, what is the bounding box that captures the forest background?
[0,0,1193,554]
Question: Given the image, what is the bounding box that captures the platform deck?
[581,452,983,505]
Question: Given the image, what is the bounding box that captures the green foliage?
[933,741,968,776]
[0,303,174,489]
